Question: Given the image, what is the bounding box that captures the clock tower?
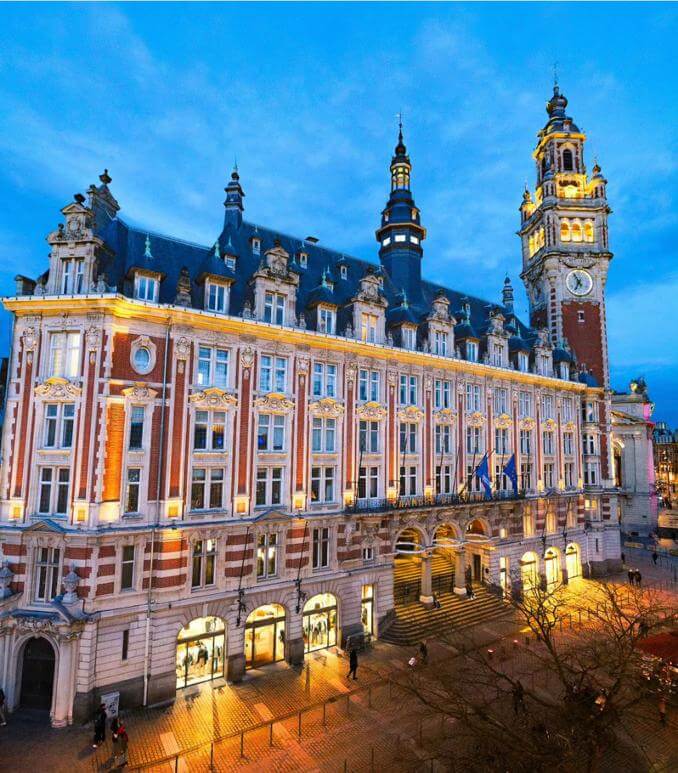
[519,85,612,388]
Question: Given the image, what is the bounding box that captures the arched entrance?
[566,543,581,579]
[245,604,286,669]
[303,593,338,653]
[431,524,460,594]
[20,637,55,711]
[394,527,427,605]
[465,520,490,581]
[176,616,226,689]
[520,551,539,591]
[544,548,561,586]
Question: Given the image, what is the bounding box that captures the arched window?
[571,221,583,242]
[584,221,594,242]
[541,156,547,177]
[562,148,574,171]
[560,219,571,242]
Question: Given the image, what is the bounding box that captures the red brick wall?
[110,332,167,382]
[562,301,604,385]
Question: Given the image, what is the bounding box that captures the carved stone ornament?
[520,417,536,431]
[35,376,82,400]
[22,326,38,352]
[345,363,357,384]
[189,387,238,410]
[174,336,191,360]
[62,566,80,604]
[356,401,387,420]
[424,374,433,391]
[563,420,576,432]
[254,392,295,414]
[542,418,557,431]
[397,406,424,423]
[467,411,486,428]
[296,355,311,373]
[433,408,457,425]
[122,384,158,403]
[85,325,101,351]
[0,560,14,599]
[495,412,513,429]
[309,397,345,418]
[240,346,255,368]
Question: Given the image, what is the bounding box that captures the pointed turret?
[223,165,245,230]
[502,275,515,313]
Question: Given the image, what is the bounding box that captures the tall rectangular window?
[361,313,378,343]
[520,463,532,491]
[399,465,417,496]
[399,422,417,453]
[257,414,285,452]
[43,403,75,449]
[311,466,335,503]
[191,468,224,510]
[543,462,555,489]
[520,429,532,456]
[542,431,555,456]
[49,332,81,378]
[191,539,216,589]
[495,427,510,455]
[491,343,504,367]
[564,462,575,488]
[402,326,416,351]
[465,384,481,412]
[493,388,508,415]
[434,379,452,409]
[466,341,478,362]
[61,258,84,294]
[318,307,336,334]
[311,417,336,453]
[259,355,287,392]
[433,331,448,356]
[125,468,141,513]
[562,398,573,422]
[38,467,70,515]
[466,426,482,455]
[519,391,532,418]
[312,527,330,569]
[435,464,453,494]
[399,375,417,406]
[435,424,451,455]
[207,282,228,313]
[120,545,135,591]
[264,292,286,325]
[359,420,379,453]
[128,406,145,450]
[358,466,379,499]
[563,432,574,456]
[193,410,226,451]
[312,362,337,398]
[358,369,380,402]
[197,346,229,389]
[135,274,158,301]
[257,533,278,578]
[255,467,283,506]
[541,395,554,419]
[35,547,61,602]
[517,352,529,373]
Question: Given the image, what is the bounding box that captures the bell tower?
[519,85,612,388]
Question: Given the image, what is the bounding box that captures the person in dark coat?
[512,680,526,715]
[627,569,634,585]
[652,551,658,565]
[419,641,428,665]
[0,687,7,726]
[92,703,107,748]
[635,570,642,587]
[347,647,358,680]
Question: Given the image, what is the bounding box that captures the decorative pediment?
[189,387,238,410]
[309,397,345,418]
[542,418,557,431]
[356,401,387,420]
[254,392,295,414]
[35,376,81,400]
[519,417,536,430]
[353,272,387,307]
[122,384,158,403]
[487,310,508,336]
[495,412,513,429]
[434,408,457,425]
[467,411,486,428]
[397,406,424,423]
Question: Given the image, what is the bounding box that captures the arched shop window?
[176,616,225,689]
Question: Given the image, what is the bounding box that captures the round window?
[133,347,151,373]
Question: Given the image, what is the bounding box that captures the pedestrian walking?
[621,552,626,566]
[635,570,642,587]
[419,640,428,665]
[627,569,634,585]
[112,721,129,767]
[652,551,658,566]
[432,593,441,610]
[347,647,358,680]
[92,703,107,748]
[512,680,525,715]
[0,688,7,726]
[658,696,667,726]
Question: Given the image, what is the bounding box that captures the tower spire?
[223,164,245,230]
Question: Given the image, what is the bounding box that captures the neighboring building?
[0,86,621,727]
[653,421,678,540]
[610,378,658,538]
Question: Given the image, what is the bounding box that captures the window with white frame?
[259,355,287,392]
[128,406,145,450]
[491,343,504,367]
[358,466,379,499]
[38,467,70,515]
[435,424,451,454]
[494,464,509,491]
[399,422,417,453]
[256,533,278,578]
[298,252,308,267]
[583,401,598,423]
[312,527,330,569]
[466,341,478,362]
[495,427,510,455]
[61,258,84,294]
[563,432,574,456]
[362,545,375,562]
[311,466,335,503]
[399,375,417,405]
[311,417,336,453]
[257,414,285,452]
[255,467,283,506]
[517,352,529,373]
[312,362,337,398]
[340,265,348,280]
[125,468,141,513]
[543,462,555,489]
[493,388,508,415]
[318,307,336,334]
[436,464,453,494]
[583,433,597,456]
[120,545,136,591]
[434,379,452,409]
[399,465,417,496]
[193,410,226,451]
[542,430,555,455]
[197,346,229,389]
[191,538,216,588]
[537,354,550,376]
[264,291,286,325]
[225,255,236,271]
[519,390,532,418]
[562,397,573,422]
[541,395,554,419]
[402,326,416,351]
[361,312,378,343]
[191,468,224,510]
[43,403,75,449]
[48,332,81,379]
[35,546,61,602]
[359,420,379,453]
[521,463,533,492]
[433,331,448,356]
[206,281,229,313]
[135,273,159,302]
[564,462,576,488]
[466,426,482,455]
[251,237,261,255]
[465,383,482,412]
[520,429,532,455]
[358,369,380,402]
[466,464,482,493]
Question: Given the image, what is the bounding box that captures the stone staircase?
[381,555,511,646]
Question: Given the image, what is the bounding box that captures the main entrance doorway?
[520,551,539,591]
[544,548,561,586]
[566,543,581,579]
[245,604,286,669]
[20,637,55,711]
[361,584,374,635]
[176,616,226,689]
[303,593,337,653]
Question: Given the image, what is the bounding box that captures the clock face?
[566,269,593,296]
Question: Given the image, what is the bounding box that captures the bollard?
[305,663,311,694]
[419,719,423,746]
[371,746,375,772]
[240,731,244,758]
[298,710,302,739]
[209,741,214,772]
[322,701,327,727]
[175,755,179,773]
[269,721,274,747]
[368,686,372,708]
[347,693,351,716]
[578,609,582,624]
[344,759,348,773]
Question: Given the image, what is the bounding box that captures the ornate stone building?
[0,87,622,726]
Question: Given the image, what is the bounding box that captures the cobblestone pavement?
[0,571,675,772]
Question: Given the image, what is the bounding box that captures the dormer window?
[340,265,347,280]
[394,234,407,243]
[251,237,261,255]
[466,341,478,362]
[135,273,159,302]
[62,258,84,294]
[491,343,504,367]
[559,362,570,380]
[402,326,416,351]
[433,331,448,356]
[361,313,378,344]
[318,307,336,334]
[517,352,529,373]
[537,354,550,376]
[264,291,285,325]
[225,255,236,271]
[298,252,308,268]
[206,281,229,314]
[410,235,419,245]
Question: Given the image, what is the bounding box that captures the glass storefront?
[361,585,374,635]
[544,548,560,585]
[245,604,286,669]
[303,593,337,653]
[176,616,226,690]
[520,552,539,591]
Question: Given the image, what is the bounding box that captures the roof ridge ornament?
[144,234,153,259]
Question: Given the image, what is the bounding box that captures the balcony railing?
[345,490,528,514]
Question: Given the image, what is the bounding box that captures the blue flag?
[475,454,493,499]
[503,453,518,495]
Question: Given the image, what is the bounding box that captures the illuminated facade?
[0,88,622,726]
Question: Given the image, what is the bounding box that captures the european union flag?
[503,453,518,495]
[475,454,493,499]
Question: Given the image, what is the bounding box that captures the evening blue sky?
[0,3,676,423]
